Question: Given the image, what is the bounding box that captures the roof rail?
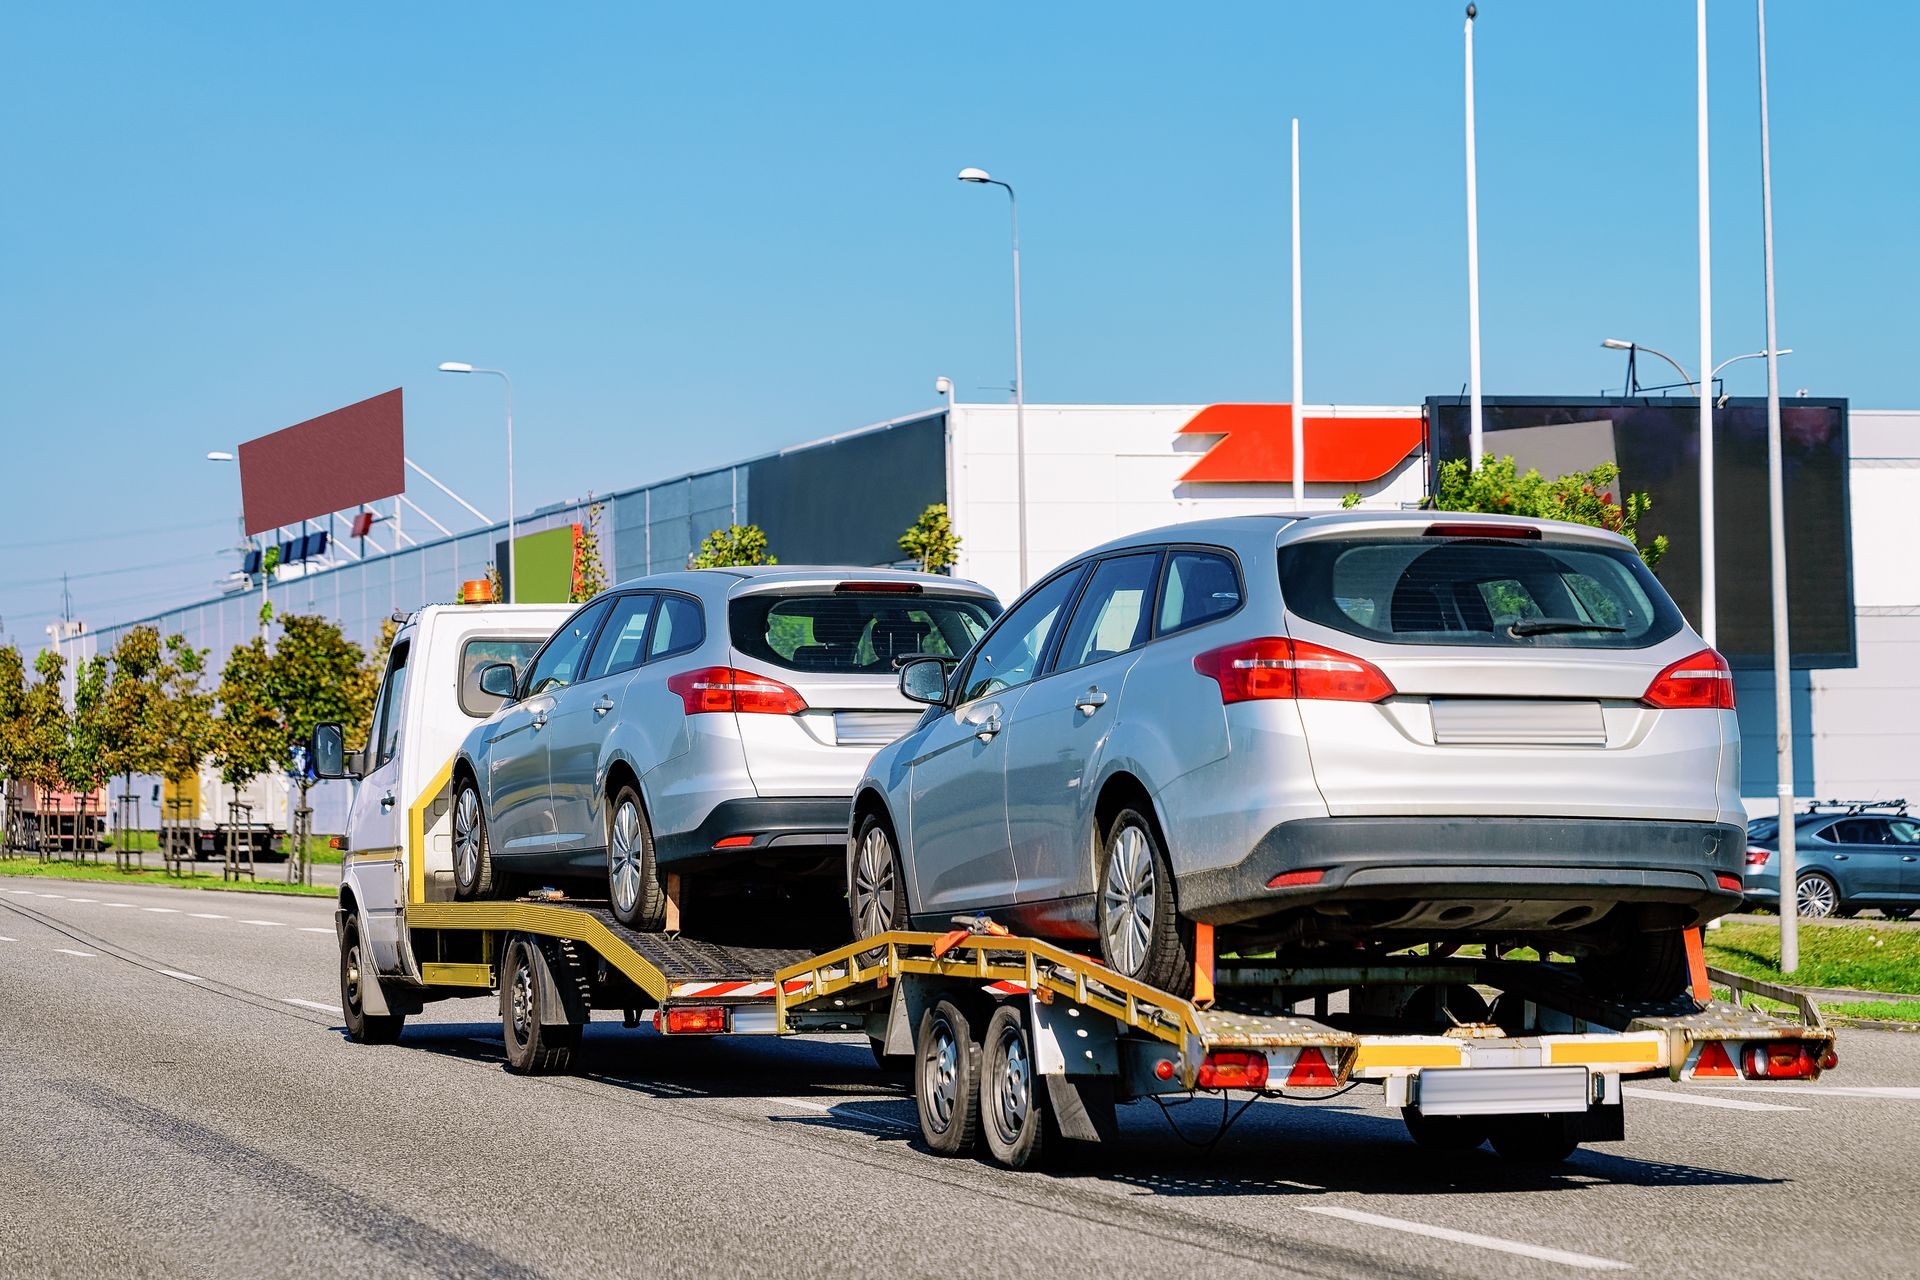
[1803,798,1909,816]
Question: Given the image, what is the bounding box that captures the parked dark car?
[1744,802,1919,918]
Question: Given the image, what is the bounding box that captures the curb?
[0,869,333,901]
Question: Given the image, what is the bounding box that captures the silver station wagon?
[451,567,998,930]
[850,511,1744,1001]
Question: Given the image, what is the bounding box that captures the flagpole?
[1464,5,1484,472]
[1291,117,1305,510]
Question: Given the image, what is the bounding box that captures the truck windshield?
[730,592,997,676]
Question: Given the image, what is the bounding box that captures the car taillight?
[1193,637,1394,704]
[1746,845,1771,867]
[1642,648,1735,710]
[666,666,808,716]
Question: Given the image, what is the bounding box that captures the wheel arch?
[1091,769,1175,899]
[851,786,909,912]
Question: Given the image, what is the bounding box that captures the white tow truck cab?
[320,607,1838,1170]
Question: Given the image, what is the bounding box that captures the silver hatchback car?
[452,567,998,929]
[851,512,1744,1000]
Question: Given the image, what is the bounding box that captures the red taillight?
[1745,846,1771,867]
[1716,873,1744,892]
[712,835,754,849]
[656,1006,729,1035]
[1193,638,1394,704]
[1743,1040,1820,1080]
[1643,648,1735,710]
[666,666,808,716]
[1195,1050,1270,1090]
[1267,868,1327,888]
[1423,522,1542,540]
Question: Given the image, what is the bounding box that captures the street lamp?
[438,362,516,603]
[1601,339,1791,395]
[957,167,1029,590]
[207,450,266,637]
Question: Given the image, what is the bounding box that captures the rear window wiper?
[1508,618,1627,637]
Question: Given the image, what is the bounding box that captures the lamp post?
[438,363,516,602]
[1463,4,1484,472]
[957,167,1028,590]
[207,450,267,638]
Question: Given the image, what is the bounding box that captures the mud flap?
[508,932,590,1028]
[1045,1075,1119,1144]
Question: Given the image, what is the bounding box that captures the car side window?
[1157,549,1242,635]
[647,594,705,662]
[584,594,655,681]
[373,641,411,768]
[1831,819,1888,846]
[1808,823,1842,845]
[524,598,613,695]
[1054,552,1160,673]
[958,567,1086,703]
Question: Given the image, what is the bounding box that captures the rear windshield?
[1277,536,1684,650]
[1747,817,1778,841]
[730,592,999,675]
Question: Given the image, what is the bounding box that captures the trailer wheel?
[501,935,582,1074]
[607,786,666,931]
[340,918,405,1045]
[452,782,494,901]
[1489,1115,1580,1165]
[980,1003,1053,1169]
[916,999,981,1156]
[1096,808,1192,996]
[1401,1108,1487,1152]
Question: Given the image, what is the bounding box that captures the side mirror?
[312,722,355,780]
[478,662,519,700]
[899,656,952,706]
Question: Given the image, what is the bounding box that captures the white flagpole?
[1291,117,1305,510]
[1697,0,1717,646]
[1464,5,1484,472]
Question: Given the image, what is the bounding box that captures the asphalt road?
[3,880,1917,1280]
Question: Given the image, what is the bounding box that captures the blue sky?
[1,2,1913,643]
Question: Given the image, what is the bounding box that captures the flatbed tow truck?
[328,604,1838,1170]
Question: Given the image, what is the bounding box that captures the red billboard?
[238,389,405,535]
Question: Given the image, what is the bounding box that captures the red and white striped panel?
[667,978,814,1000]
[984,980,1027,996]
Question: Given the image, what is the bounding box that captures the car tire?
[1489,1115,1581,1165]
[850,811,908,962]
[451,782,493,901]
[980,1003,1051,1170]
[340,917,405,1045]
[1797,872,1841,920]
[1096,807,1193,997]
[607,785,667,931]
[915,999,981,1156]
[500,935,583,1074]
[1402,1108,1487,1152]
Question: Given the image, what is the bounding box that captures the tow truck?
[321,603,1838,1169]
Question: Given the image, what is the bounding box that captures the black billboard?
[1426,396,1853,669]
[747,413,948,568]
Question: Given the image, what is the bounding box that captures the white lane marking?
[158,969,205,984]
[1700,1084,1920,1100]
[35,893,66,899]
[769,1098,915,1132]
[1623,1086,1807,1113]
[1296,1205,1631,1272]
[188,912,228,919]
[298,927,333,934]
[141,906,181,914]
[100,902,133,909]
[282,998,343,1015]
[53,948,97,958]
[771,1097,835,1113]
[64,897,97,903]
[0,935,16,942]
[238,919,287,927]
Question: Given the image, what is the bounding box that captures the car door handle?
[1831,854,1848,861]
[379,791,395,813]
[975,715,1003,743]
[1076,687,1108,716]
[593,697,615,716]
[1904,856,1917,863]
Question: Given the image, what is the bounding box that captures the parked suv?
[850,511,1745,1000]
[453,568,998,929]
[1744,802,1919,919]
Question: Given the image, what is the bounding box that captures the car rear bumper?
[1178,816,1747,927]
[654,796,852,866]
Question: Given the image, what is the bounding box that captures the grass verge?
[1704,922,1920,996]
[111,830,342,865]
[0,856,334,897]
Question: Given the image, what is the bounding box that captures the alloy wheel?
[453,789,481,887]
[609,800,643,916]
[852,826,897,939]
[1798,874,1839,919]
[1102,823,1155,976]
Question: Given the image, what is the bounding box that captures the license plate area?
[1430,699,1607,746]
[1414,1065,1591,1116]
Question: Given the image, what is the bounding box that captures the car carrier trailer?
[327,603,1838,1170]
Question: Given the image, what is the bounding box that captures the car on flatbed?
[851,510,1744,1000]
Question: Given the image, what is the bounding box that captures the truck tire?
[501,935,583,1074]
[1096,808,1193,997]
[916,999,981,1156]
[1489,1115,1581,1165]
[850,811,907,963]
[340,918,405,1045]
[1401,1108,1487,1151]
[452,782,494,901]
[981,1003,1049,1170]
[607,785,666,930]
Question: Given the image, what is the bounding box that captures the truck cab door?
[349,639,411,973]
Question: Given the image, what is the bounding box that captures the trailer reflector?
[1285,1046,1339,1088]
[1691,1041,1739,1079]
[1196,1050,1269,1090]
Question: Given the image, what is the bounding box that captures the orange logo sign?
[1177,404,1422,484]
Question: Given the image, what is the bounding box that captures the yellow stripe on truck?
[408,756,456,905]
[1354,1044,1463,1070]
[1548,1038,1662,1066]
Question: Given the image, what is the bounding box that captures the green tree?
[898,503,962,574]
[0,644,27,816]
[691,523,776,568]
[154,636,217,808]
[346,617,398,750]
[571,500,608,602]
[1434,455,1668,570]
[213,636,281,790]
[18,650,69,810]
